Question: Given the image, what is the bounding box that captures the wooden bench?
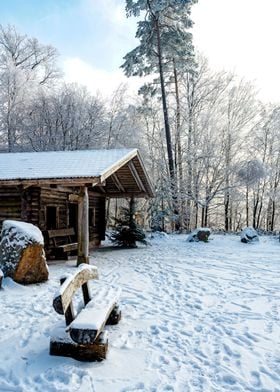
[49,264,121,361]
[47,228,78,260]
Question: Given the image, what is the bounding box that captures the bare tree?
[0,24,60,151]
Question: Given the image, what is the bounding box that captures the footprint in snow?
[250,371,262,388]
[19,327,32,348]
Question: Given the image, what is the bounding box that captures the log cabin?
[0,148,153,263]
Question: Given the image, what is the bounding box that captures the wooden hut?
[0,149,153,263]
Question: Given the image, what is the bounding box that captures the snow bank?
[149,231,169,240]
[1,220,44,245]
[0,234,279,391]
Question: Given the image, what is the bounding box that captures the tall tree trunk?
[246,186,249,227]
[194,202,198,228]
[155,18,177,229]
[155,19,174,181]
[252,193,259,229]
[173,60,183,231]
[224,192,230,231]
[185,72,195,231]
[201,206,205,228]
[204,205,208,227]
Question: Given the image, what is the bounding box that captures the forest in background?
[0,0,279,233]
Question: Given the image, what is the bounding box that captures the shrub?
[110,198,147,248]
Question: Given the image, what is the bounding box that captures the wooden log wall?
[40,187,69,230]
[88,192,106,245]
[0,187,21,228]
[21,187,41,226]
[0,185,107,248]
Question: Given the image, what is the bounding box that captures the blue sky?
[0,0,137,71]
[1,0,280,101]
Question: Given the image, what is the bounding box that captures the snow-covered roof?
[0,149,137,181]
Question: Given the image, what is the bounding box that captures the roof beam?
[128,161,146,193]
[97,186,106,193]
[111,173,125,192]
[100,149,138,183]
[0,178,100,187]
[105,191,148,198]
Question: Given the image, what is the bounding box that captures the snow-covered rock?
[240,227,259,243]
[0,220,48,284]
[187,227,211,242]
[150,231,169,240]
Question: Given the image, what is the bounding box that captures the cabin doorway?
[68,203,78,238]
[46,206,58,229]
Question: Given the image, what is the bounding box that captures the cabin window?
[46,206,58,229]
[89,208,96,227]
[68,203,78,233]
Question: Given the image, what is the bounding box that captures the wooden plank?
[106,305,122,325]
[69,194,80,203]
[82,282,91,305]
[97,186,106,193]
[111,173,125,192]
[69,298,120,344]
[131,155,154,197]
[50,330,108,361]
[53,265,99,315]
[99,149,137,183]
[77,186,89,265]
[128,161,146,192]
[104,192,147,198]
[58,243,78,252]
[60,277,75,325]
[48,228,75,238]
[0,178,100,187]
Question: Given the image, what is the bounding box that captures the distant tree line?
[0,12,279,232]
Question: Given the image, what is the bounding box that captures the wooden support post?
[77,186,89,266]
[60,277,75,325]
[82,282,91,305]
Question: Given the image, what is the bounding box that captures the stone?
[240,227,259,243]
[0,220,48,284]
[187,228,211,242]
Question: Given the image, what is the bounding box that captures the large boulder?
[187,228,211,242]
[241,227,259,243]
[0,220,48,284]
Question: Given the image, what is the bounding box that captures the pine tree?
[121,0,197,229]
[110,197,147,248]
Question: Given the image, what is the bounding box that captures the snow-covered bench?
[49,264,121,361]
[0,268,3,289]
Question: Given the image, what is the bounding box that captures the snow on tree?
[0,24,60,152]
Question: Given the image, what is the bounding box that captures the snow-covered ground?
[0,234,279,392]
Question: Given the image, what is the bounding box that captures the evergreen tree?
[110,197,147,248]
[121,0,197,225]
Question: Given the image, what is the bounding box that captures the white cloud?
[192,0,280,103]
[63,57,142,98]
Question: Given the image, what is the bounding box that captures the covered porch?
[0,149,154,264]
